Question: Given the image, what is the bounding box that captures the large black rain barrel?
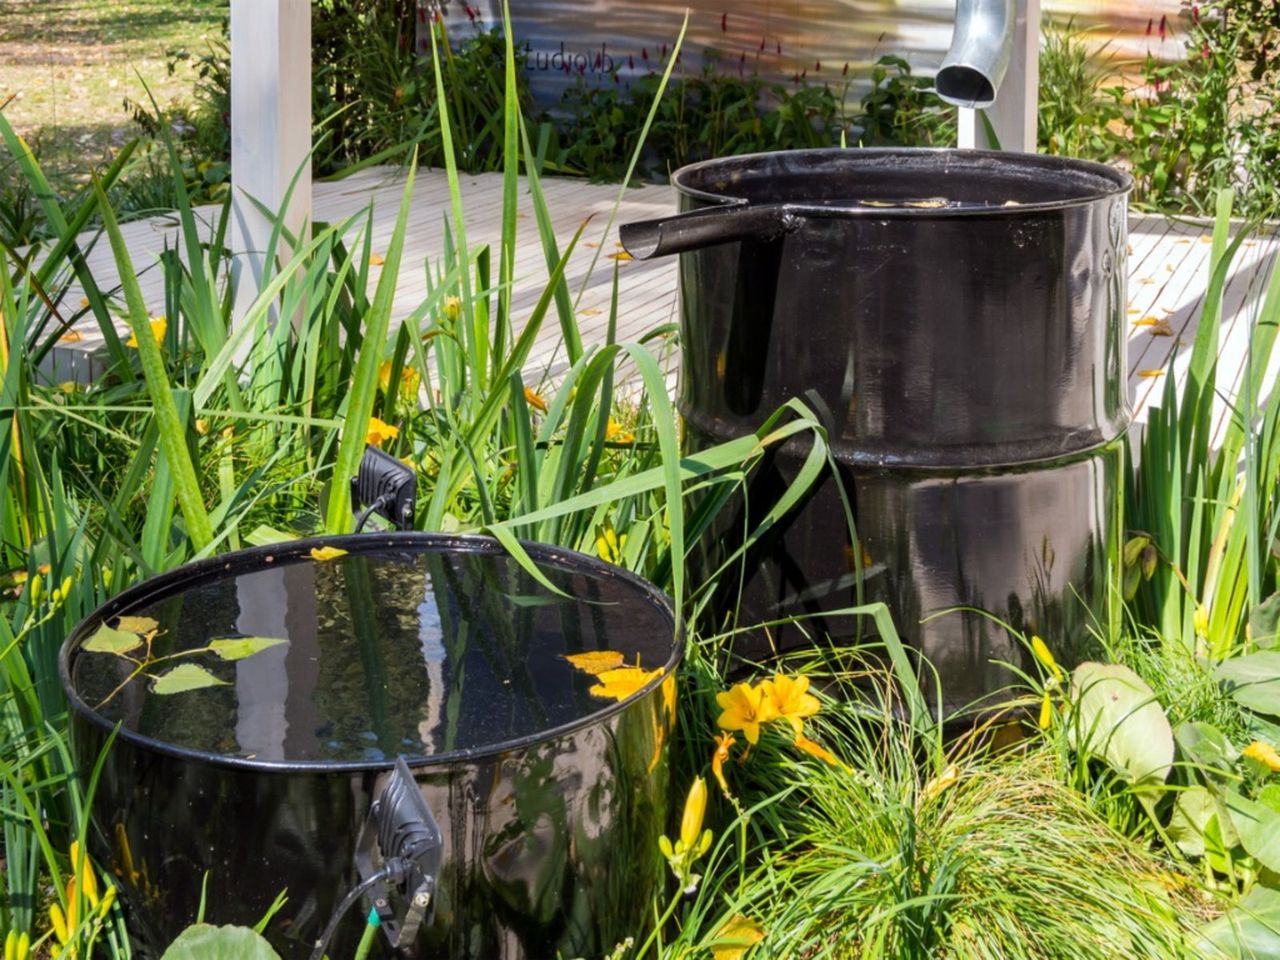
[60,533,680,959]
[622,148,1130,710]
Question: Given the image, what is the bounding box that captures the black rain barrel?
[621,147,1130,711]
[59,533,680,959]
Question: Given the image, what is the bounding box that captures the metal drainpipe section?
[937,0,1039,153]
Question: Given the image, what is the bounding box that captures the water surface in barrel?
[70,547,673,763]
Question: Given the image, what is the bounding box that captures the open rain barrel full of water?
[59,533,680,959]
[622,148,1132,711]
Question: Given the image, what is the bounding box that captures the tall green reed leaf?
[324,156,418,534]
[93,180,213,551]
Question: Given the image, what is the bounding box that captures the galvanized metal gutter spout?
[936,0,1016,108]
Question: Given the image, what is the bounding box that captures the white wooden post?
[229,0,312,323]
[958,0,1039,152]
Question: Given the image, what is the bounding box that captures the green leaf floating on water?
[152,664,226,695]
[1070,661,1174,793]
[160,923,282,960]
[209,636,287,661]
[1216,651,1280,717]
[83,623,144,656]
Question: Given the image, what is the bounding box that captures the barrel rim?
[59,532,683,774]
[669,146,1133,215]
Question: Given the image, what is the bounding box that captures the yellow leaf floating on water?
[115,615,159,635]
[563,650,626,675]
[589,666,661,701]
[1138,369,1167,378]
[310,546,349,562]
[904,197,948,208]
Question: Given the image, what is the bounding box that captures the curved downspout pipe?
[936,0,1016,108]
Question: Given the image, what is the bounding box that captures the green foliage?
[159,924,281,960]
[1037,20,1122,157]
[556,52,952,182]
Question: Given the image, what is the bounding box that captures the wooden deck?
[49,167,1280,431]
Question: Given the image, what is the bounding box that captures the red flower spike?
[1159,14,1167,39]
[642,48,648,60]
[759,36,766,51]
[842,62,849,76]
[629,55,635,70]
[721,12,727,32]
[1145,17,1153,35]
[815,59,821,71]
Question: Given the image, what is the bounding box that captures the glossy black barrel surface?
[625,148,1130,709]
[60,534,680,959]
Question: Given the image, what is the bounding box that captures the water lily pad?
[83,623,143,656]
[153,664,226,695]
[160,923,282,960]
[209,637,287,661]
[1216,652,1280,717]
[1070,661,1173,792]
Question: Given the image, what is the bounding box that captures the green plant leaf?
[1070,661,1174,792]
[1168,786,1217,858]
[1251,593,1280,649]
[1198,884,1280,959]
[160,923,282,960]
[83,624,143,656]
[1222,790,1280,874]
[1176,721,1240,775]
[209,637,288,662]
[152,665,226,696]
[1216,652,1280,717]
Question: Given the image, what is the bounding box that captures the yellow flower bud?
[679,776,708,851]
[1194,604,1210,639]
[1039,688,1053,730]
[49,903,69,945]
[28,574,41,605]
[61,576,73,601]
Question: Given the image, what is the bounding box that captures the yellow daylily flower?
[760,674,820,736]
[711,915,766,960]
[365,416,399,447]
[125,316,166,349]
[378,360,421,398]
[606,417,635,444]
[715,682,777,745]
[1243,740,1280,773]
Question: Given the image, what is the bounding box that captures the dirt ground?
[0,0,223,185]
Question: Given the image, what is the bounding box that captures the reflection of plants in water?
[81,615,284,708]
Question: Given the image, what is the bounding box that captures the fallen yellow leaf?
[60,329,83,343]
[369,252,386,266]
[589,666,661,701]
[1132,316,1161,326]
[606,251,633,262]
[78,297,90,307]
[1147,321,1174,336]
[564,650,626,675]
[1138,369,1166,378]
[310,546,349,562]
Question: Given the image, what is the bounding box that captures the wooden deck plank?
[44,167,1278,445]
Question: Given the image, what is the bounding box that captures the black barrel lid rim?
[59,532,683,774]
[669,146,1133,216]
